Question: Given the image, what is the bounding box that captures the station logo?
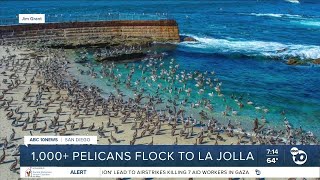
[290,147,307,165]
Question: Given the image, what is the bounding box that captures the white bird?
[232,109,238,116]
[198,89,204,94]
[247,101,254,105]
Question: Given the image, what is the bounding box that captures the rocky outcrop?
[180,35,197,42]
[182,36,197,42]
[286,58,301,65]
[312,58,320,64]
[286,57,320,66]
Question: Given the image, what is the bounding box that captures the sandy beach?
[0,45,244,179]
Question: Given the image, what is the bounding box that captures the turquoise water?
[2,0,320,135]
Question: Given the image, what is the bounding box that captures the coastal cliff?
[0,20,180,47]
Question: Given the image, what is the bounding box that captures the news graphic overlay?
[19,14,45,24]
[20,140,320,178]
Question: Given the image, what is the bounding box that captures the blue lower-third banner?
[20,145,320,167]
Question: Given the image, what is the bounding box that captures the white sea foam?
[180,35,320,60]
[247,13,301,18]
[285,0,300,4]
[295,20,320,27]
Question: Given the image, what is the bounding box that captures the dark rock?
[286,58,302,65]
[181,36,197,42]
[312,58,320,64]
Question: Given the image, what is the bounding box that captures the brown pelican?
[40,122,47,133]
[171,129,175,136]
[194,138,198,145]
[108,139,112,145]
[113,125,118,133]
[9,129,15,142]
[132,129,138,139]
[173,137,178,145]
[98,130,107,138]
[0,92,4,100]
[22,122,28,131]
[59,128,66,136]
[106,117,111,128]
[65,115,71,125]
[33,121,37,131]
[0,149,5,164]
[148,137,153,145]
[131,121,137,130]
[79,119,84,129]
[6,109,14,119]
[88,123,95,131]
[70,121,75,131]
[110,131,118,143]
[11,144,20,156]
[130,138,136,145]
[10,157,18,171]
[214,139,219,145]
[199,136,204,144]
[140,129,147,138]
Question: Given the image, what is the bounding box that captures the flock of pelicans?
[0,43,318,178]
[93,45,144,60]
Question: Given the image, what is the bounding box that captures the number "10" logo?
[290,147,307,165]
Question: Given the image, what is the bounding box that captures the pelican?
[88,123,95,131]
[33,121,37,131]
[65,115,71,124]
[0,92,4,100]
[148,137,154,145]
[10,157,18,171]
[194,138,198,145]
[40,122,47,133]
[9,129,15,142]
[173,137,178,145]
[110,131,118,143]
[198,89,204,94]
[130,138,136,145]
[232,109,238,116]
[247,100,254,105]
[22,122,28,131]
[0,149,5,164]
[79,119,84,129]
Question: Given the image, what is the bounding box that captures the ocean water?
[1,0,320,135]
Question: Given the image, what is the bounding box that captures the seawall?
[0,20,180,47]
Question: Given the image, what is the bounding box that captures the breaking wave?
[294,20,320,27]
[180,35,320,60]
[245,13,301,18]
[285,0,300,4]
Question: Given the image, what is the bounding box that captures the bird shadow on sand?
[13,137,23,141]
[11,167,20,172]
[116,130,124,134]
[40,131,52,134]
[2,159,15,164]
